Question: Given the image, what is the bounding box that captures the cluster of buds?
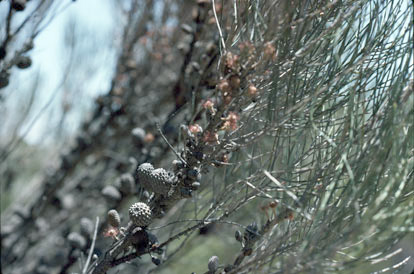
[188,124,203,137]
[203,130,219,145]
[234,222,260,256]
[220,112,240,132]
[202,99,216,115]
[181,124,203,142]
[238,41,256,62]
[216,52,243,106]
[224,51,240,72]
[172,158,203,194]
[260,201,278,220]
[264,41,277,61]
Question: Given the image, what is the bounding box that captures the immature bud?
[191,181,201,190]
[0,71,10,89]
[172,159,185,170]
[80,218,94,238]
[202,99,216,115]
[131,127,146,145]
[203,131,219,144]
[187,168,201,181]
[144,133,155,143]
[67,232,86,250]
[224,52,239,71]
[247,84,257,97]
[235,230,242,242]
[151,256,161,266]
[244,222,259,243]
[264,42,277,61]
[101,186,121,202]
[205,41,216,56]
[217,79,230,92]
[221,112,239,131]
[229,75,240,89]
[11,0,26,11]
[102,186,122,202]
[117,173,134,195]
[193,151,205,161]
[223,95,232,105]
[180,125,194,139]
[181,24,193,34]
[243,248,253,256]
[188,124,203,135]
[147,231,159,247]
[208,256,219,273]
[0,47,6,60]
[180,187,192,198]
[129,202,152,227]
[107,209,121,228]
[16,56,32,69]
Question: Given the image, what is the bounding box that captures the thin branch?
[83,217,99,274]
[212,0,226,52]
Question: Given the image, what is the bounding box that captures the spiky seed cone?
[137,163,173,195]
[107,209,121,228]
[129,202,152,227]
[137,163,154,182]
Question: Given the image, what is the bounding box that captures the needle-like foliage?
[1,0,412,273]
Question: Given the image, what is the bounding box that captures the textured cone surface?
[137,163,173,195]
[208,256,219,272]
[129,202,152,227]
[107,209,121,228]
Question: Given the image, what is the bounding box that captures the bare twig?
[83,217,99,274]
[212,0,226,53]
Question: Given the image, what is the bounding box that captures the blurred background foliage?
[1,0,413,273]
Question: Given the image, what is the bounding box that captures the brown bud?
[217,79,230,92]
[229,75,240,89]
[247,84,257,97]
[223,95,232,105]
[264,42,277,61]
[144,133,154,143]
